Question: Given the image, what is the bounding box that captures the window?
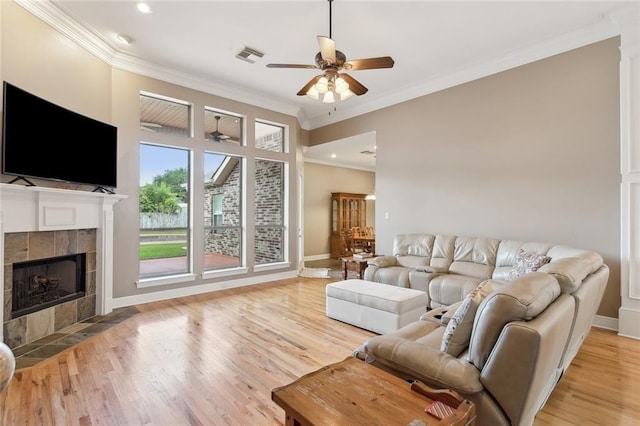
[254,159,286,264]
[137,91,291,282]
[139,143,191,279]
[255,120,285,152]
[140,93,191,137]
[212,194,223,226]
[204,152,243,270]
[205,109,242,145]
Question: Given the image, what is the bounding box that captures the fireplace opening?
[12,253,86,319]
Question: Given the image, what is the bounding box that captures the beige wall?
[1,2,112,130]
[1,2,301,300]
[303,162,375,257]
[310,38,621,318]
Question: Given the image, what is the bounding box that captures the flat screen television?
[2,81,117,191]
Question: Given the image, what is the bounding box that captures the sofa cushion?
[508,248,551,279]
[440,280,493,356]
[430,235,456,270]
[449,236,499,279]
[393,234,435,257]
[428,275,485,308]
[493,241,553,280]
[397,255,431,268]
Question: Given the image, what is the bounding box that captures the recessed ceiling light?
[137,3,152,14]
[331,154,337,158]
[116,34,134,44]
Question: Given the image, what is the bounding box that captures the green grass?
[139,243,186,260]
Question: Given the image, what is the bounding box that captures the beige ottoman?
[326,279,428,335]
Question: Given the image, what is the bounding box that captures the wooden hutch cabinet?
[330,192,367,258]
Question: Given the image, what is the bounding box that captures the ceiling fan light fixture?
[306,86,320,100]
[334,76,349,94]
[315,77,329,94]
[340,89,355,101]
[322,91,335,104]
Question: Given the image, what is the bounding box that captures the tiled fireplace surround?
[3,229,96,349]
[0,184,125,349]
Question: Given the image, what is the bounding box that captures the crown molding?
[303,158,375,173]
[609,2,640,29]
[609,3,640,55]
[15,0,624,131]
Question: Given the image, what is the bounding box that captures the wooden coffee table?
[272,357,475,425]
[340,256,376,279]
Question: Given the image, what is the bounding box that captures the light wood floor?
[3,277,640,425]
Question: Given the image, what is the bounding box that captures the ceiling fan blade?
[211,131,231,142]
[266,63,318,69]
[296,75,323,96]
[317,36,336,63]
[341,73,368,96]
[344,56,395,71]
[141,122,162,128]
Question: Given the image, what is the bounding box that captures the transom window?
[255,120,285,153]
[140,93,191,137]
[205,109,243,145]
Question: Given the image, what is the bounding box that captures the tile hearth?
[11,306,139,370]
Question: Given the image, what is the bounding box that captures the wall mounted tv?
[2,81,117,191]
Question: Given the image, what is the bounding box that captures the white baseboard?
[111,270,298,309]
[617,307,640,340]
[592,314,618,331]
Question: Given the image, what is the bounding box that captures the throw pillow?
[440,280,493,356]
[508,249,551,280]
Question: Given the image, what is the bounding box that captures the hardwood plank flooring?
[3,276,639,425]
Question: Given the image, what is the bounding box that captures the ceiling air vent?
[236,46,264,64]
[360,150,375,155]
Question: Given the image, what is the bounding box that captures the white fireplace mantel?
[0,183,126,339]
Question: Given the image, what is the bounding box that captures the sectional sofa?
[355,233,609,425]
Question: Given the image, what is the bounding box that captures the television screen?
[2,81,117,189]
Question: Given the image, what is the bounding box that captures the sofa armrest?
[364,335,483,394]
[368,255,397,268]
[420,301,463,326]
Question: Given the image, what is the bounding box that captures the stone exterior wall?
[3,229,97,349]
[254,159,284,263]
[204,162,241,257]
[256,130,283,152]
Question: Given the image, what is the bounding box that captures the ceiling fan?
[266,0,394,103]
[210,115,231,142]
